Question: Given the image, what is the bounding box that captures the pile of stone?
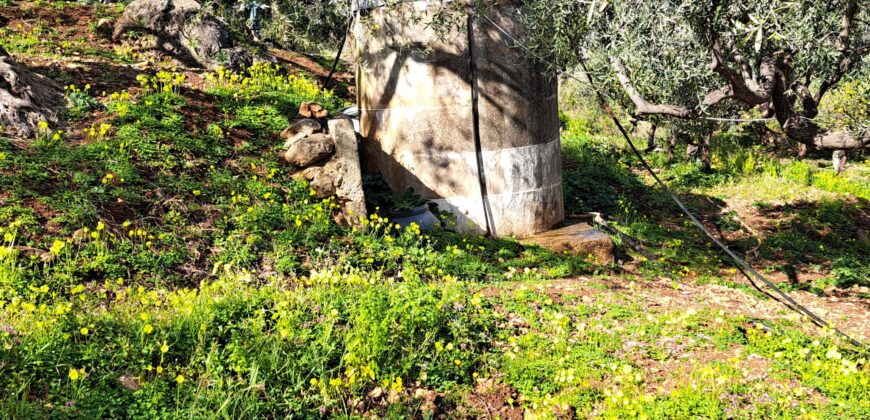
[112,0,252,70]
[282,102,366,226]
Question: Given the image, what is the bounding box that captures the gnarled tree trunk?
[768,54,870,152]
[0,47,68,138]
[645,120,658,152]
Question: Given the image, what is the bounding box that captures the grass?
[487,280,869,418]
[0,3,868,417]
[0,272,496,417]
[558,102,869,293]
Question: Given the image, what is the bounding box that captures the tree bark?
[645,120,658,152]
[0,50,68,138]
[700,131,711,172]
[610,57,696,118]
[783,120,869,150]
[832,150,847,173]
[768,54,870,150]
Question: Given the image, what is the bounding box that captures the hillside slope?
[0,2,867,418]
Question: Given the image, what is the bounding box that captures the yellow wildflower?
[49,240,66,255]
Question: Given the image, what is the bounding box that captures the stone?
[293,165,323,182]
[298,101,328,119]
[309,168,338,198]
[118,374,142,391]
[112,0,245,70]
[0,49,68,138]
[12,246,54,263]
[519,221,614,264]
[95,18,115,38]
[222,47,254,72]
[283,133,334,167]
[281,118,322,147]
[329,118,367,225]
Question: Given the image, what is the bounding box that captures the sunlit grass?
[0,9,867,416]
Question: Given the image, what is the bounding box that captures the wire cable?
[479,13,868,352]
[467,15,496,236]
[577,62,867,352]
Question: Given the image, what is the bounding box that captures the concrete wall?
[355,1,563,237]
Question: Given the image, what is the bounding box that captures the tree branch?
[768,52,869,150]
[834,0,858,52]
[704,39,773,107]
[791,81,819,118]
[814,0,866,104]
[702,85,734,107]
[609,56,696,118]
[783,117,870,149]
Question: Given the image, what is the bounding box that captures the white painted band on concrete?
[485,181,564,237]
[411,138,563,236]
[480,137,562,194]
[394,137,561,193]
[431,180,563,237]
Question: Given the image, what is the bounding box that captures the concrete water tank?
[354,0,564,237]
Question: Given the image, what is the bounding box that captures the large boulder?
[281,118,321,147]
[0,48,68,138]
[286,120,368,225]
[113,0,251,70]
[283,133,334,167]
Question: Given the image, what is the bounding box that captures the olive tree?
[213,0,349,52]
[520,0,869,154]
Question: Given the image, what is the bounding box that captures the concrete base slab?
[519,221,614,265]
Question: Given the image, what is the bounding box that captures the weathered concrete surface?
[329,118,367,226]
[519,221,614,264]
[355,0,563,237]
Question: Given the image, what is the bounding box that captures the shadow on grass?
[753,198,869,292]
[561,138,869,295]
[28,60,142,97]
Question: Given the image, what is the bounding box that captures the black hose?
[324,7,354,90]
[579,60,868,353]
